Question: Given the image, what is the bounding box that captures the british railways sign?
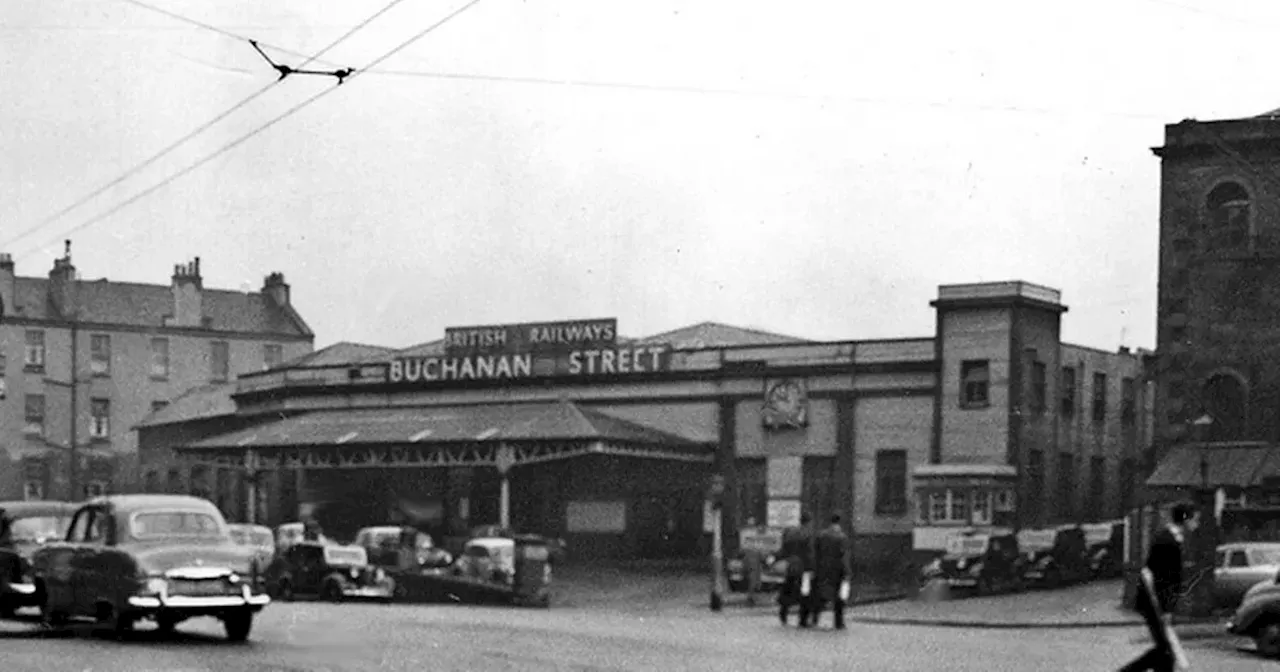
[387,318,672,384]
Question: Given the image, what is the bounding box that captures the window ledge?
[960,402,991,410]
[23,365,45,374]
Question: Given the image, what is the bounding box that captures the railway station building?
[137,281,1153,567]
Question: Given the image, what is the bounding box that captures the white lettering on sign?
[528,322,616,346]
[445,328,508,350]
[567,347,666,375]
[390,347,670,384]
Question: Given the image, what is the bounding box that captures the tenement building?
[140,281,1152,569]
[0,245,314,501]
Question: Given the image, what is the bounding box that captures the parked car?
[28,494,270,641]
[469,525,567,565]
[1019,526,1090,588]
[355,525,453,572]
[725,550,786,593]
[921,530,1024,594]
[265,540,394,602]
[0,500,76,618]
[1214,542,1280,610]
[1227,567,1280,658]
[455,537,517,585]
[274,522,331,549]
[1082,520,1125,579]
[227,524,276,586]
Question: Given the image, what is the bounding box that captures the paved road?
[0,602,1268,671]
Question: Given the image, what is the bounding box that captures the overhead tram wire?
[12,0,486,260]
[4,0,411,255]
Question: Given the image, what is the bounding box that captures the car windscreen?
[131,511,223,538]
[1249,548,1280,566]
[9,515,70,543]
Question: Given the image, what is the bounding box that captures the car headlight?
[144,577,168,595]
[957,558,967,570]
[969,563,984,575]
[227,573,241,584]
[375,568,386,582]
[922,559,942,575]
[349,568,360,580]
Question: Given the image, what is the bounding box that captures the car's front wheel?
[1255,621,1280,658]
[37,584,68,629]
[223,610,253,642]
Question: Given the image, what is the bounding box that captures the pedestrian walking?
[810,514,852,630]
[778,511,815,627]
[741,517,766,606]
[1117,502,1199,672]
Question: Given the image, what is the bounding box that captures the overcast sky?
[4,0,1277,351]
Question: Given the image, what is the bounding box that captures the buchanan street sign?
[387,318,672,384]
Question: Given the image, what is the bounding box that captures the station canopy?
[176,399,714,471]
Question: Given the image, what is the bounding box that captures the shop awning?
[176,400,714,470]
[1146,441,1280,489]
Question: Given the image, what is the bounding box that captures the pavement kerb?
[846,615,1145,630]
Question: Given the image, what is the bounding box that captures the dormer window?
[1206,181,1251,249]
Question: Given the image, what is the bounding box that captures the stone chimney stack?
[168,257,204,328]
[47,240,78,319]
[262,271,290,307]
[0,252,14,323]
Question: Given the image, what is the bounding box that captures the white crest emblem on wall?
[762,378,809,430]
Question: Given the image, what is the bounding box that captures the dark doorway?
[1203,374,1248,441]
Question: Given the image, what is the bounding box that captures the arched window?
[1206,182,1251,248]
[1202,373,1248,441]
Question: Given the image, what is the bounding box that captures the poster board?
[566,501,626,533]
[740,528,784,553]
[766,499,801,528]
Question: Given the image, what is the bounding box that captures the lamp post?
[495,444,515,529]
[708,474,726,612]
[1188,413,1219,619]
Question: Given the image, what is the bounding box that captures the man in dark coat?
[1117,502,1199,672]
[777,512,815,627]
[1147,502,1199,617]
[810,514,852,629]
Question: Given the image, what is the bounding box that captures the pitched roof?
[1146,442,1280,488]
[9,275,310,336]
[181,400,710,451]
[134,381,239,429]
[279,341,395,368]
[631,321,808,349]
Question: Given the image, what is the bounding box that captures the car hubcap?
[1261,624,1280,656]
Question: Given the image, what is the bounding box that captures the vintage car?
[228,524,276,589]
[921,530,1024,594]
[265,540,394,602]
[0,500,77,618]
[454,537,517,585]
[28,494,269,641]
[1227,565,1280,658]
[274,522,331,549]
[1018,526,1090,588]
[726,550,786,593]
[469,525,566,565]
[1081,520,1125,579]
[725,526,785,593]
[356,525,453,571]
[1214,542,1280,610]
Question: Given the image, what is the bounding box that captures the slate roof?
[279,342,395,368]
[366,322,808,364]
[134,381,239,429]
[1146,442,1280,488]
[630,321,808,349]
[9,275,311,336]
[181,400,710,451]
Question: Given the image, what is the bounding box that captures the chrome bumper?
[7,582,36,596]
[945,578,978,587]
[127,586,271,610]
[343,585,392,598]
